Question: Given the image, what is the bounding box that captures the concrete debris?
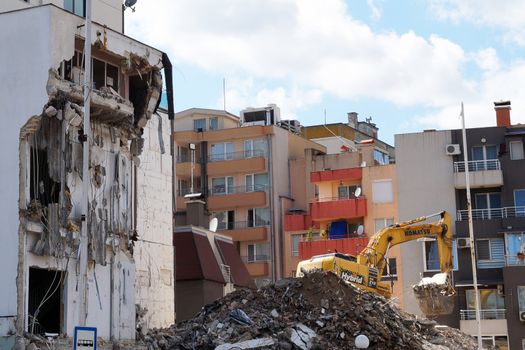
[413,273,455,316]
[142,272,481,350]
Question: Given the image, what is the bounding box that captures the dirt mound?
[144,272,480,350]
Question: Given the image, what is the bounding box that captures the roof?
[215,237,256,289]
[175,108,240,122]
[174,231,225,283]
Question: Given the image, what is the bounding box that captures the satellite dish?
[354,187,362,198]
[360,161,367,167]
[125,0,137,7]
[356,225,364,236]
[209,218,218,232]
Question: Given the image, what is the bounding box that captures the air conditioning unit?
[446,144,461,155]
[519,310,525,322]
[457,238,471,249]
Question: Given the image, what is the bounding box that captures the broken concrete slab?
[214,337,276,350]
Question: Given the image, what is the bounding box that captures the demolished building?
[0,4,174,346]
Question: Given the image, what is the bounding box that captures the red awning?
[215,238,256,289]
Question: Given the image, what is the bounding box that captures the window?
[374,218,394,232]
[424,239,458,271]
[337,185,358,200]
[211,177,233,195]
[64,0,85,16]
[476,238,505,268]
[374,149,389,165]
[244,139,267,158]
[248,207,270,227]
[514,190,525,217]
[475,192,502,219]
[245,173,268,192]
[372,180,393,203]
[215,211,234,230]
[382,258,397,280]
[89,58,119,92]
[518,286,525,311]
[505,233,525,265]
[473,336,508,349]
[193,119,206,132]
[210,142,233,161]
[248,243,270,262]
[209,117,219,130]
[472,145,498,161]
[510,140,524,160]
[466,289,505,312]
[291,234,302,257]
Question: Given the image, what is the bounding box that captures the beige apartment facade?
[173,108,325,286]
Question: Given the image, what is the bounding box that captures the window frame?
[211,176,234,195]
[422,238,458,272]
[510,140,524,160]
[210,142,233,161]
[374,217,394,233]
[476,238,505,268]
[247,243,270,262]
[291,234,302,257]
[64,0,86,17]
[471,144,498,161]
[209,117,219,131]
[193,118,206,132]
[372,179,393,204]
[517,285,525,312]
[381,257,397,281]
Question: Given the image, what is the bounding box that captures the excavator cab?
[413,272,456,316]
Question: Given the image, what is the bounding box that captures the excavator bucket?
[412,273,456,316]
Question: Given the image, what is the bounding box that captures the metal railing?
[178,187,202,196]
[460,309,506,320]
[313,195,366,203]
[217,220,270,231]
[457,206,525,220]
[208,149,267,162]
[220,264,232,283]
[241,255,270,263]
[505,255,525,266]
[453,159,501,173]
[210,184,268,196]
[176,154,199,163]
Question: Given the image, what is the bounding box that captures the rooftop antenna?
[123,0,137,12]
[324,108,327,125]
[223,78,226,111]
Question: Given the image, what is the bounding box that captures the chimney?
[494,100,511,127]
[348,112,358,128]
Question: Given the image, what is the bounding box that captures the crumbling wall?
[135,111,175,332]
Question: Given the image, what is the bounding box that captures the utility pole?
[79,0,92,327]
[460,102,483,350]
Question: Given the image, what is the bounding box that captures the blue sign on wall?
[74,326,97,350]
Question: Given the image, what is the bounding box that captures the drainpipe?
[267,134,276,282]
[161,53,175,217]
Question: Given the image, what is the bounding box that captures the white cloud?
[428,0,525,45]
[126,0,525,130]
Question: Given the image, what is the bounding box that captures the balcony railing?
[208,149,267,162]
[460,309,506,320]
[210,184,268,196]
[220,264,232,283]
[314,195,366,203]
[505,255,525,266]
[453,160,501,173]
[178,187,202,196]
[457,206,525,220]
[217,220,270,231]
[241,255,270,263]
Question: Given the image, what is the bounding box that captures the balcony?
[453,160,503,189]
[208,185,267,211]
[459,309,508,336]
[310,197,367,222]
[284,214,316,231]
[217,221,268,242]
[298,236,369,260]
[207,151,267,176]
[176,160,201,178]
[241,256,270,277]
[457,206,525,221]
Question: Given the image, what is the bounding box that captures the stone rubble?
[143,272,483,350]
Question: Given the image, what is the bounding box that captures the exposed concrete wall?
[395,130,455,315]
[0,5,55,334]
[311,136,356,154]
[135,112,175,331]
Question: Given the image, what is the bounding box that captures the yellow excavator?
[296,211,456,315]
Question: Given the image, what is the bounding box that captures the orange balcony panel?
[298,237,369,260]
[311,167,362,183]
[284,215,319,231]
[207,157,266,177]
[208,191,266,211]
[221,226,268,242]
[310,198,367,221]
[245,261,269,277]
[176,162,201,178]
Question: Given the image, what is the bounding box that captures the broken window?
[129,74,149,121]
[92,58,106,90]
[28,267,63,335]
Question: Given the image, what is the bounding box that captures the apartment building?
[283,116,405,306]
[173,106,325,287]
[396,101,525,349]
[0,3,174,346]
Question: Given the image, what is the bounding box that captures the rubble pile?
[144,272,479,350]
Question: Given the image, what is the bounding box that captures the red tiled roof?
[174,231,225,284]
[215,238,256,289]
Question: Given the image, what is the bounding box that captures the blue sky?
[127,0,525,145]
